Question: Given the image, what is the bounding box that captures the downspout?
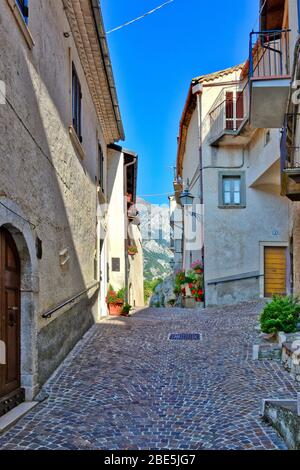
[124,157,137,304]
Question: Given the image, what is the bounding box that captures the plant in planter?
[122,303,132,317]
[260,295,300,335]
[191,260,203,274]
[106,285,125,316]
[128,245,138,256]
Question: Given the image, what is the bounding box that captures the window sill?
[218,205,246,210]
[6,0,34,50]
[69,126,85,161]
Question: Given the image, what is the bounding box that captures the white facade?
[176,66,291,306]
[107,146,144,307]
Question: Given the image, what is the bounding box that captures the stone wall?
[0,0,113,394]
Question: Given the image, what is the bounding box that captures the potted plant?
[122,303,132,317]
[106,286,125,316]
[191,260,203,274]
[128,245,138,256]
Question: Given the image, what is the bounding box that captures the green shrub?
[144,278,162,303]
[260,296,300,334]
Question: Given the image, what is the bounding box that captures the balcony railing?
[208,82,249,144]
[280,113,300,200]
[249,29,290,80]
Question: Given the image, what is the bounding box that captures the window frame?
[218,171,246,209]
[72,63,82,142]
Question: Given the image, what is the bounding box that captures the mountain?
[137,198,173,281]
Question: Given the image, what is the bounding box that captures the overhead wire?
[106,0,174,34]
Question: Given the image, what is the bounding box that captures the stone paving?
[0,302,299,450]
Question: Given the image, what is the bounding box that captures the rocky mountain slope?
[137,198,173,281]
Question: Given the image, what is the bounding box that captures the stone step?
[263,400,300,450]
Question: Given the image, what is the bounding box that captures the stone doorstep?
[0,402,38,434]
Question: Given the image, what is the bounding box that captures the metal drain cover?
[169,333,201,341]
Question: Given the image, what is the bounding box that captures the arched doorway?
[0,227,24,416]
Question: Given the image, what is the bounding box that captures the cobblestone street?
[0,302,299,450]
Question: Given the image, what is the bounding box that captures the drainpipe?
[124,156,137,304]
[192,83,205,304]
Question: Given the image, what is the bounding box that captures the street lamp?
[180,188,194,206]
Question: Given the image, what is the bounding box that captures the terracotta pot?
[108,302,123,316]
[194,269,202,274]
[128,250,137,256]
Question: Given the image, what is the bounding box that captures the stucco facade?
[107,146,144,308]
[175,65,291,306]
[0,0,127,404]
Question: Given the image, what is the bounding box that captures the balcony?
[281,114,300,201]
[208,83,254,146]
[249,29,291,129]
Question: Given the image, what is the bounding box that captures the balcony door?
[225,91,244,131]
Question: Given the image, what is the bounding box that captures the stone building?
[0,0,140,416]
[107,144,144,308]
[173,61,291,306]
[256,0,300,297]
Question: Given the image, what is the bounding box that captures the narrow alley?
[0,303,297,450]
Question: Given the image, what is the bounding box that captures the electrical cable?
[0,201,36,229]
[0,86,68,190]
[106,0,174,34]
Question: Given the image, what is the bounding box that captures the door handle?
[8,306,18,311]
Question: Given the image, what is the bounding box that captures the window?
[225,91,244,131]
[72,64,82,141]
[16,0,28,23]
[218,172,246,208]
[98,144,104,192]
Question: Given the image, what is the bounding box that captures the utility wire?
[106,0,174,34]
[0,202,36,229]
[251,0,267,32]
[0,86,68,189]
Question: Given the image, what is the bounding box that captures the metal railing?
[209,81,249,142]
[249,30,290,79]
[280,113,300,170]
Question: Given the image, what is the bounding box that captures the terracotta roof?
[192,63,245,84]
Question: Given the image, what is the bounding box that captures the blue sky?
[101,0,259,205]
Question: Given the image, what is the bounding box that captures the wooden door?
[0,228,21,400]
[264,246,287,297]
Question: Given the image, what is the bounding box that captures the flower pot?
[128,250,137,256]
[183,296,197,309]
[194,269,202,274]
[108,302,124,316]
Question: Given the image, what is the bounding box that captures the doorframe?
[259,241,290,298]
[0,199,39,401]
